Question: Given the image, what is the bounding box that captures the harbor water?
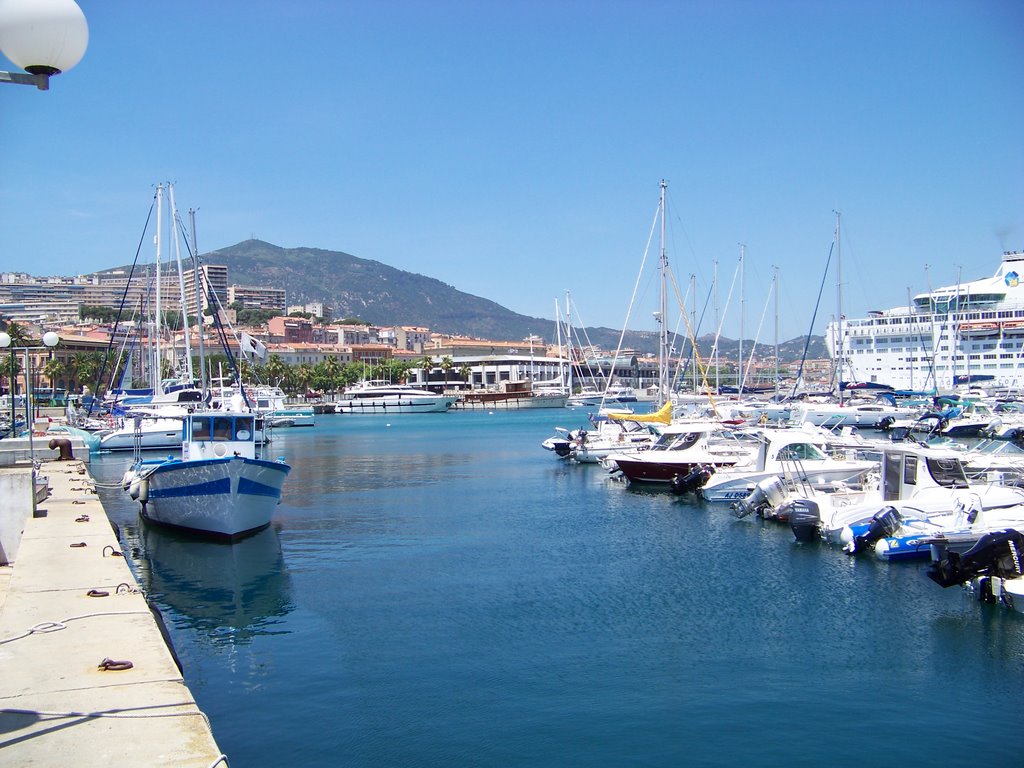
[90,410,1024,767]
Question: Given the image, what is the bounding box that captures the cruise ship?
[826,251,1024,393]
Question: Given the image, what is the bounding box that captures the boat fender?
[129,477,149,504]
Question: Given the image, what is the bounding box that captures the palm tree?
[42,356,66,391]
[440,356,454,385]
[319,356,342,399]
[2,321,31,346]
[340,362,363,389]
[295,363,315,396]
[263,355,288,388]
[459,363,473,387]
[418,355,435,386]
[1,322,30,399]
[71,352,103,395]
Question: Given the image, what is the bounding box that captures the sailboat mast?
[658,179,669,405]
[191,208,207,395]
[168,184,194,382]
[153,183,164,394]
[835,211,843,405]
[565,290,573,395]
[738,243,745,396]
[691,273,697,393]
[773,265,779,398]
[714,259,719,394]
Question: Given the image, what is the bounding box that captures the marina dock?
[0,457,224,767]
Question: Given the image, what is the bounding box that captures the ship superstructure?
[826,251,1024,393]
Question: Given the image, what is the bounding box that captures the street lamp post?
[0,0,88,90]
[0,331,60,467]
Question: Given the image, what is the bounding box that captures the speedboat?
[542,401,670,463]
[777,443,1024,547]
[123,411,290,539]
[334,381,456,414]
[695,427,878,502]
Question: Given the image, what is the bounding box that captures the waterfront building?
[228,285,287,313]
[263,343,350,368]
[267,316,314,344]
[182,264,229,318]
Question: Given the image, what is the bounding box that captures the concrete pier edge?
[0,458,226,767]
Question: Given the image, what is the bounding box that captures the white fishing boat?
[334,381,456,414]
[123,411,290,539]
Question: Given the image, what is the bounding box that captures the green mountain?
[196,239,826,361]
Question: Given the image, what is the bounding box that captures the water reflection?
[137,524,293,644]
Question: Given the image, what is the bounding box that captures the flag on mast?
[239,332,268,361]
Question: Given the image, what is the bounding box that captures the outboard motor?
[789,499,822,542]
[732,476,786,519]
[844,506,903,555]
[671,464,714,495]
[927,529,1024,589]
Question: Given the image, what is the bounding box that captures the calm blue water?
[90,411,1024,767]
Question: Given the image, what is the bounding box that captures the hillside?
[108,239,828,360]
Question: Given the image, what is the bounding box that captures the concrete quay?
[0,458,225,767]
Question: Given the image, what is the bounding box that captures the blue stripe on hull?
[149,477,231,498]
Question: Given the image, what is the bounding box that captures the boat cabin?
[182,413,257,461]
[881,445,968,501]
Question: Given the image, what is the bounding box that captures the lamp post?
[0,0,88,90]
[0,331,60,466]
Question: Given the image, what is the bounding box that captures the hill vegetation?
[104,239,828,361]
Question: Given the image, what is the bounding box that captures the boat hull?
[334,395,456,414]
[100,419,184,451]
[140,455,291,538]
[614,458,738,484]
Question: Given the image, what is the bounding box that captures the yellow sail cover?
[609,400,673,424]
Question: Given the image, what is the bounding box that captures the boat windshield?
[652,431,703,451]
[777,442,828,461]
[925,457,969,488]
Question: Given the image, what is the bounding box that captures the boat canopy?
[609,400,673,425]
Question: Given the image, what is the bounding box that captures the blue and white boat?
[124,412,290,539]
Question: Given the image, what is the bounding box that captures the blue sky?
[2,0,1022,341]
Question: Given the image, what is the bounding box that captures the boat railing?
[779,454,816,496]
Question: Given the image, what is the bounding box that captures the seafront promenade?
[0,457,224,767]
